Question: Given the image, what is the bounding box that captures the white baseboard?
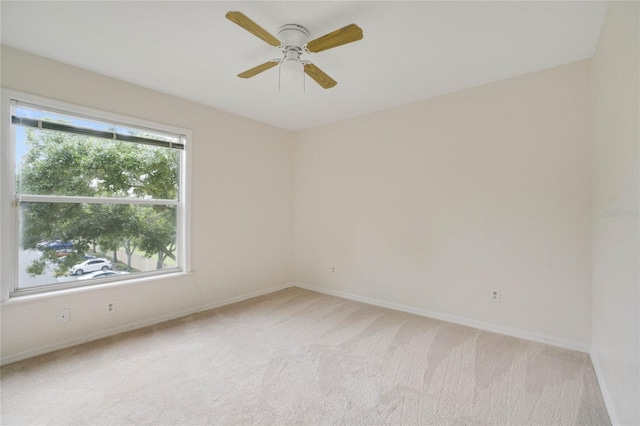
[1,281,590,364]
[294,282,590,353]
[196,282,294,313]
[0,282,295,366]
[590,352,620,425]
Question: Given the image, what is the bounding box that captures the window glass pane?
[15,126,179,199]
[18,202,178,290]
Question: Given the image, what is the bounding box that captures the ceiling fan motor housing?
[277,24,310,48]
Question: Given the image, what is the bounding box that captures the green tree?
[137,205,177,269]
[19,127,179,276]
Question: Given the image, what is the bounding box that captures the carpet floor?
[1,287,610,425]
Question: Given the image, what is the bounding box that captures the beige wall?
[0,46,295,361]
[590,1,640,425]
[295,60,593,348]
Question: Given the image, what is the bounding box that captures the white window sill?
[2,270,191,306]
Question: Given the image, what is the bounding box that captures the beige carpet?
[1,287,610,425]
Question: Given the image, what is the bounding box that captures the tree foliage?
[20,128,179,275]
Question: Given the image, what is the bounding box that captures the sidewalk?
[98,248,157,272]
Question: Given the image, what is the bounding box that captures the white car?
[77,270,130,281]
[69,258,112,275]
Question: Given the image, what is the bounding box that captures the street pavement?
[18,248,169,289]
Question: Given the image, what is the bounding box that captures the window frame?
[1,89,192,301]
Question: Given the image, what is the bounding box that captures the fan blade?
[238,61,279,78]
[304,63,337,89]
[305,24,363,53]
[226,11,281,47]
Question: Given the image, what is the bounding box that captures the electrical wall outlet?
[56,308,70,324]
[491,289,501,303]
[332,267,335,274]
[106,300,116,314]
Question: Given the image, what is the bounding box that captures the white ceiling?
[1,1,607,131]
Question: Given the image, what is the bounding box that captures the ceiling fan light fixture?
[280,51,303,82]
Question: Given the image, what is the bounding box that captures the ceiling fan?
[225,11,363,89]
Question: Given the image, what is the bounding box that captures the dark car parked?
[41,240,74,250]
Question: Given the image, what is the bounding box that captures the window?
[1,91,190,298]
